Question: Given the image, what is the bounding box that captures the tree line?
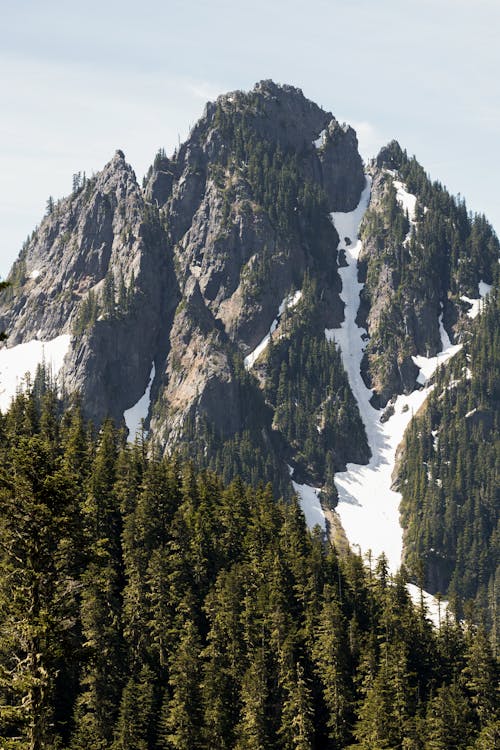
[0,379,497,749]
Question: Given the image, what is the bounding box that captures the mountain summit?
[0,82,498,626]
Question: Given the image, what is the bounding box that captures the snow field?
[460,280,492,319]
[244,290,302,370]
[291,480,326,531]
[124,362,155,442]
[0,335,71,413]
[326,176,462,581]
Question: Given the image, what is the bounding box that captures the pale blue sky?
[1,0,499,278]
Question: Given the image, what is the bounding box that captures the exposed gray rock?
[319,121,365,211]
[0,150,178,427]
[0,82,365,459]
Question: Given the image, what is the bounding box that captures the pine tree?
[424,681,472,750]
[234,648,269,750]
[113,665,156,750]
[71,420,124,749]
[0,394,78,749]
[278,662,315,750]
[312,584,351,747]
[156,619,203,750]
[462,625,499,730]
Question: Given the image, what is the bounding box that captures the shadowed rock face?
[0,150,178,426]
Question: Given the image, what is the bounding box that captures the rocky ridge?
[0,82,497,508]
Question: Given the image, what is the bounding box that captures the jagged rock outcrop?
[356,141,498,406]
[0,81,497,505]
[0,150,177,425]
[143,80,366,469]
[0,81,369,492]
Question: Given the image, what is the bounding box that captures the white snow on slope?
[292,480,326,531]
[461,280,492,319]
[124,362,155,442]
[313,129,327,149]
[407,583,448,628]
[479,280,492,297]
[244,290,302,370]
[460,295,481,319]
[412,310,462,386]
[326,176,462,574]
[0,335,71,413]
[393,179,417,222]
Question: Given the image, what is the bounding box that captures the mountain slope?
[0,150,177,426]
[398,282,499,636]
[0,388,497,749]
[0,82,498,622]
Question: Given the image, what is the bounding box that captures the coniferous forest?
[399,285,500,641]
[0,381,498,749]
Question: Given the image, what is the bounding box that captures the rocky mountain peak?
[375,139,405,170]
[2,81,496,508]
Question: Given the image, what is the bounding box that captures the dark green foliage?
[399,287,499,640]
[0,388,88,749]
[72,289,99,335]
[361,149,499,399]
[72,270,137,335]
[170,349,294,501]
[263,278,369,488]
[0,385,497,748]
[212,100,333,256]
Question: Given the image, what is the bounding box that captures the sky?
[1,0,499,278]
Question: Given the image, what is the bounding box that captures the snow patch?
[412,341,462,387]
[411,306,461,386]
[0,335,71,413]
[313,129,327,149]
[407,583,447,628]
[460,295,481,319]
[393,179,417,222]
[431,430,439,451]
[392,177,421,245]
[438,308,452,350]
[460,279,492,319]
[327,175,462,574]
[478,280,492,297]
[29,269,41,280]
[292,480,326,531]
[124,362,155,442]
[244,290,302,370]
[279,290,302,315]
[327,178,372,258]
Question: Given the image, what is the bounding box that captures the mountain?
[0,80,498,628]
